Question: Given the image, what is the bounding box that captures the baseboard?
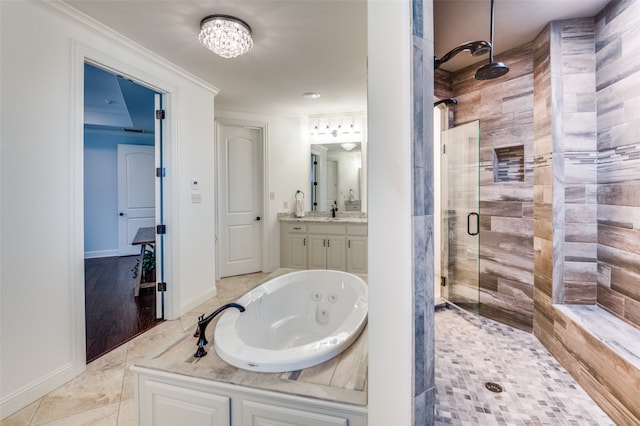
[179,287,218,318]
[0,362,77,420]
[84,249,118,259]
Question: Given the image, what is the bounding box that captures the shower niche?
[493,145,524,183]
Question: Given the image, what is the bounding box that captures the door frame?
[214,117,269,280]
[72,42,179,370]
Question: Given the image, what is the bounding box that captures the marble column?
[412,0,435,423]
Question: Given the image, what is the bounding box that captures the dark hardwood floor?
[85,255,163,363]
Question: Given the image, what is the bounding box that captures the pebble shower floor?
[434,306,614,425]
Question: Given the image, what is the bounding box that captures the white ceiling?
[66,0,611,117]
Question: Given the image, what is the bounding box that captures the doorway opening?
[83,63,164,362]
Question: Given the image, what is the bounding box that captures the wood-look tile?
[597,284,625,317]
[610,266,640,302]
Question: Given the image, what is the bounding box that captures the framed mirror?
[310,142,363,212]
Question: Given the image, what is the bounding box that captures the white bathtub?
[213,269,368,373]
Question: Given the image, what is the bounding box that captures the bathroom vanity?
[132,268,368,425]
[279,213,368,274]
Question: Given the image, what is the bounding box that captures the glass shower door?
[440,120,480,313]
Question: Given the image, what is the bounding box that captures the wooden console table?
[132,226,155,297]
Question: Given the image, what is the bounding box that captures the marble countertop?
[278,212,368,224]
[133,270,368,407]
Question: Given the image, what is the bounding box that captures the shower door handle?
[467,212,479,236]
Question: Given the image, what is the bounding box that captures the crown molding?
[32,0,220,95]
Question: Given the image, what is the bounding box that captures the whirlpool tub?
[213,269,368,373]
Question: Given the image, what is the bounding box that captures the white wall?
[1,0,418,422]
[0,1,218,417]
[215,109,307,273]
[367,0,414,424]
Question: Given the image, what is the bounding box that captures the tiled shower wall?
[595,0,640,328]
[532,16,599,341]
[435,2,640,331]
[546,17,599,306]
[436,46,536,331]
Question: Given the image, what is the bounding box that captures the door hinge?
[156,224,167,235]
[442,144,446,154]
[156,167,166,177]
[441,276,447,287]
[157,282,167,292]
[155,109,166,120]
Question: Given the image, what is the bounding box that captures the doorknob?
[119,212,126,216]
[255,216,261,221]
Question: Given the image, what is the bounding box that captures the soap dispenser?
[349,189,354,202]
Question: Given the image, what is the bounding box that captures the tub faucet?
[193,303,245,358]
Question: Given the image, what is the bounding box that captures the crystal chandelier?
[199,15,253,59]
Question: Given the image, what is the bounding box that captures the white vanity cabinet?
[133,367,367,426]
[307,224,346,271]
[281,223,308,269]
[280,221,367,273]
[136,372,230,425]
[346,225,368,275]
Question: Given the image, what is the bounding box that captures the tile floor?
[1,272,270,426]
[2,276,614,425]
[435,305,614,425]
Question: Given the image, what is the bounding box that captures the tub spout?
[194,303,245,358]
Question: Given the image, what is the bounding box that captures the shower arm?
[489,0,495,62]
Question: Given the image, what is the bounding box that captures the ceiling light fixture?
[303,92,321,99]
[199,14,253,59]
[341,143,357,151]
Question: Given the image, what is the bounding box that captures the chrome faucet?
[331,202,338,218]
[193,302,245,358]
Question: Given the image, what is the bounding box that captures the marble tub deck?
[1,270,367,425]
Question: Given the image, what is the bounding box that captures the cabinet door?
[326,235,346,271]
[307,234,328,269]
[241,400,347,426]
[286,233,307,269]
[138,376,230,426]
[347,236,368,274]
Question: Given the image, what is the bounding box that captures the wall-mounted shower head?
[434,98,458,108]
[434,41,491,70]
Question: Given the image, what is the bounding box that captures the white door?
[217,123,262,278]
[117,144,155,256]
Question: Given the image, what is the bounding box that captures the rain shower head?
[434,98,458,107]
[475,61,509,80]
[434,40,491,70]
[474,0,509,81]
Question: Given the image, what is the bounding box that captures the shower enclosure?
[440,120,480,313]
